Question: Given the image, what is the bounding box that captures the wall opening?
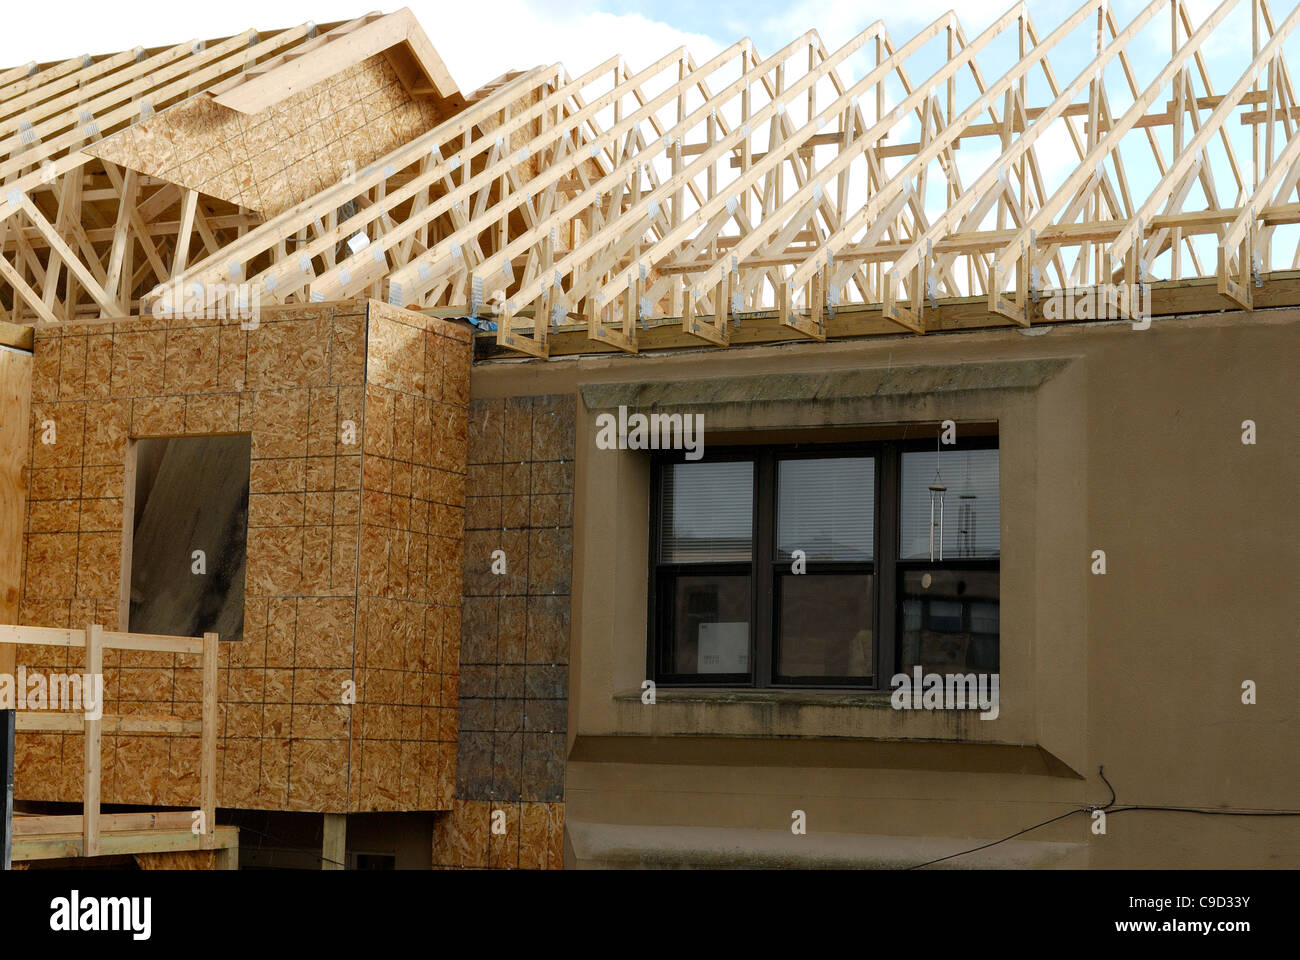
[126,435,251,642]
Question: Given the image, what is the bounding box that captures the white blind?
[660,460,754,562]
[899,448,1000,560]
[777,457,874,561]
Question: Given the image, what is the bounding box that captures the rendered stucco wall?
[468,307,1300,868]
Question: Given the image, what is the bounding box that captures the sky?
[0,1,1237,91]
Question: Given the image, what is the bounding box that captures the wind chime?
[928,431,946,562]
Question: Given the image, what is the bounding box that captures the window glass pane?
[777,456,873,561]
[898,568,1000,674]
[660,460,753,562]
[776,573,873,679]
[900,447,999,560]
[903,597,922,631]
[666,574,751,675]
[970,601,999,635]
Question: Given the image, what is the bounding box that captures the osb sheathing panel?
[349,300,468,813]
[134,850,220,869]
[85,55,442,218]
[13,299,470,815]
[458,396,573,809]
[432,799,564,870]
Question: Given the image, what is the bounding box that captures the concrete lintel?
[579,358,1073,413]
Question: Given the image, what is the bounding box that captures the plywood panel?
[431,799,564,869]
[0,347,32,677]
[85,55,439,219]
[348,301,470,814]
[14,300,466,815]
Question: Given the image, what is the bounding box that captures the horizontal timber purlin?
[467,272,1300,358]
[13,824,239,863]
[3,1,1300,359]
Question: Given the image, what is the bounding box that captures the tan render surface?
[468,307,1300,869]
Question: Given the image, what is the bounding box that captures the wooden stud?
[82,623,103,858]
[322,813,346,869]
[200,631,218,850]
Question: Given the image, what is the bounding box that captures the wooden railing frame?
[0,623,218,856]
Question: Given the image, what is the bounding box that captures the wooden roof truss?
[0,9,460,329]
[4,2,1300,359]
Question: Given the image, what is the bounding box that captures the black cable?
[1098,764,1117,810]
[904,765,1300,870]
[905,808,1086,870]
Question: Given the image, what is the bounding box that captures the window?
[655,457,754,682]
[897,445,1000,676]
[649,438,999,689]
[127,435,251,641]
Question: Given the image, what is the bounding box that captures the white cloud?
[0,0,720,97]
[431,3,721,92]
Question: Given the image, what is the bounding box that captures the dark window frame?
[648,436,999,691]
